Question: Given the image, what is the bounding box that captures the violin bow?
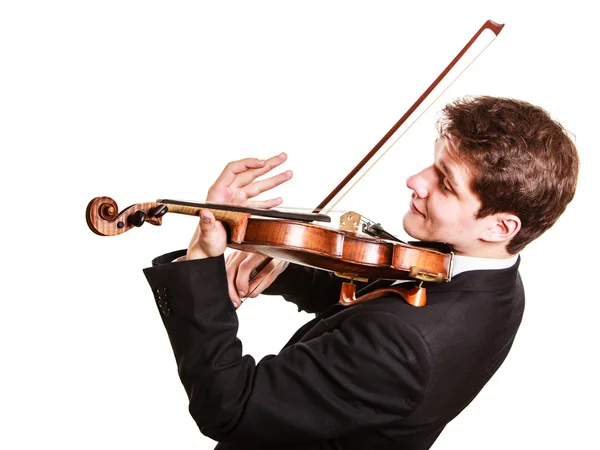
[314,19,505,214]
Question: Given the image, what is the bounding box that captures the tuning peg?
[149,204,168,218]
[129,210,147,227]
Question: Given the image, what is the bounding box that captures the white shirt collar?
[450,253,519,277]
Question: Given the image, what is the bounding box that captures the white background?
[1,1,597,449]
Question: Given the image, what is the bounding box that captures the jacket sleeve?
[151,249,362,314]
[143,254,431,445]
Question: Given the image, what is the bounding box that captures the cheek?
[428,196,473,232]
[427,196,450,223]
[454,206,482,235]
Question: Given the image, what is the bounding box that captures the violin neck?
[164,202,250,243]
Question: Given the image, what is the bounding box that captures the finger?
[199,209,216,231]
[246,197,284,209]
[197,209,228,256]
[208,158,268,202]
[239,170,293,201]
[187,209,223,260]
[226,250,255,308]
[225,251,235,266]
[213,156,273,190]
[235,254,267,298]
[231,153,289,190]
[208,153,290,204]
[247,260,288,298]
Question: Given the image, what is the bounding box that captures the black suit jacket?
[143,250,524,450]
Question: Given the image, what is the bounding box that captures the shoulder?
[341,266,524,343]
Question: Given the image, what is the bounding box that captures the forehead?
[434,137,456,160]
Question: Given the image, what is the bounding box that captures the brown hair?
[437,96,579,254]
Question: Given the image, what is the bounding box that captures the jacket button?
[155,286,170,315]
[155,286,167,295]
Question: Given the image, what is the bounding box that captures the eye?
[438,175,451,193]
[434,165,454,194]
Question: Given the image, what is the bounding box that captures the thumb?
[187,209,228,260]
[199,209,216,231]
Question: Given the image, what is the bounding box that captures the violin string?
[259,205,349,214]
[323,34,500,215]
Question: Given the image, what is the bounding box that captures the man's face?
[403,138,493,255]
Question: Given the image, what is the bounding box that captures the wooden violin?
[86,196,453,306]
[86,20,504,306]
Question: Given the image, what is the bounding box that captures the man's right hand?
[225,251,289,308]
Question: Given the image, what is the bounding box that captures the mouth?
[410,200,424,217]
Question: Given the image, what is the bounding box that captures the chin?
[403,213,446,244]
[402,213,426,241]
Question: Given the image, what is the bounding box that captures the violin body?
[234,218,451,282]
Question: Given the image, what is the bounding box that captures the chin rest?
[339,282,426,307]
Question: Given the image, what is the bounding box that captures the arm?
[153,250,360,318]
[143,255,430,444]
[158,249,348,314]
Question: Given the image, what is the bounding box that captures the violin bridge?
[339,211,361,233]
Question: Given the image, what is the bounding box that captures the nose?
[406,168,430,198]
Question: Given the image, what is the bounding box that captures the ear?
[480,213,521,243]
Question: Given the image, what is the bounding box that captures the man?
[143,96,578,449]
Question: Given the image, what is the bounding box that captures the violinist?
[142,96,578,449]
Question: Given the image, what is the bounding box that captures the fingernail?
[239,291,246,297]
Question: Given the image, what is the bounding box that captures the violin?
[86,20,504,307]
[87,196,453,306]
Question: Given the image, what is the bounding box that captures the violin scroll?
[86,197,261,240]
[86,197,166,237]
